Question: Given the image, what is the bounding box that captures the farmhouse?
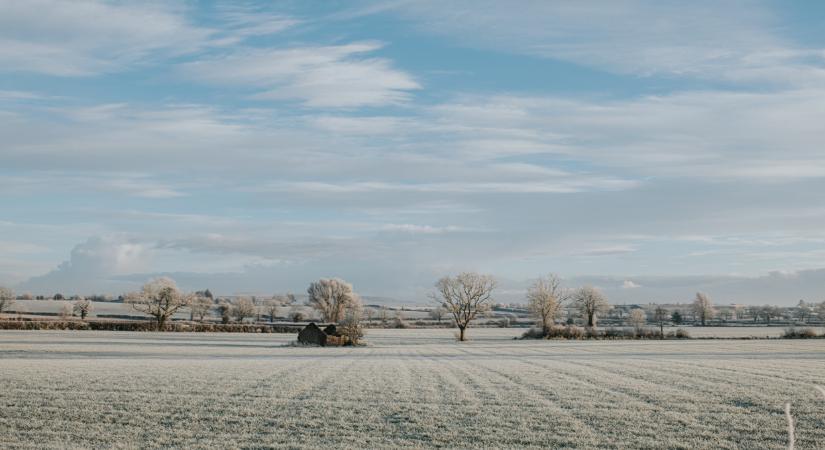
[297,323,347,346]
[297,323,327,346]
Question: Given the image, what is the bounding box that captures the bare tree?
[232,297,256,323]
[428,306,446,323]
[0,287,15,316]
[125,277,193,330]
[816,302,825,323]
[761,305,781,324]
[263,297,281,322]
[306,278,359,323]
[190,295,213,322]
[692,292,714,326]
[378,306,390,327]
[265,293,295,322]
[573,286,610,327]
[733,305,745,321]
[431,272,496,341]
[526,274,567,335]
[73,297,93,320]
[628,309,646,331]
[796,300,812,323]
[216,300,231,324]
[653,306,668,336]
[59,303,72,319]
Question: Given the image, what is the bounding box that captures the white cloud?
[0,0,212,76]
[179,42,420,107]
[622,280,641,289]
[573,245,637,257]
[17,235,153,293]
[0,173,188,199]
[424,90,825,181]
[212,4,300,44]
[381,224,466,234]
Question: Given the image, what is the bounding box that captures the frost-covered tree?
[0,287,15,315]
[263,297,281,322]
[628,309,646,331]
[428,306,446,323]
[760,305,781,324]
[307,278,359,323]
[190,295,213,322]
[73,297,93,320]
[215,300,231,324]
[527,274,567,335]
[59,303,72,319]
[431,272,496,341]
[265,293,295,322]
[338,306,365,345]
[692,292,714,326]
[796,300,812,323]
[232,297,256,323]
[125,277,193,329]
[653,306,668,336]
[573,286,610,327]
[815,302,825,322]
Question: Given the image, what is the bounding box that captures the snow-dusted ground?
[1,329,823,448]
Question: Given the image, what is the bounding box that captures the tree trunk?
[587,312,595,327]
[459,326,466,341]
[660,322,664,338]
[157,316,166,331]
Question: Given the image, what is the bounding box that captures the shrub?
[671,328,691,339]
[782,327,820,339]
[521,327,545,339]
[392,316,409,329]
[0,319,301,333]
[522,325,691,340]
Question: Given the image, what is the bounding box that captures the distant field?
[1,329,823,449]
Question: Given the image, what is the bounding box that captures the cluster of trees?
[0,287,95,320]
[120,277,303,328]
[5,274,825,343]
[427,272,621,341]
[116,277,364,342]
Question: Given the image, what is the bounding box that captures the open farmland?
[1,329,824,449]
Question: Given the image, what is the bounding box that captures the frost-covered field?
[1,330,824,449]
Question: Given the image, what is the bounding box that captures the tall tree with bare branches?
[431,272,496,341]
[73,297,93,320]
[307,278,359,323]
[628,309,646,331]
[692,292,714,326]
[190,295,213,322]
[653,306,668,337]
[573,286,610,327]
[527,273,567,335]
[125,277,193,330]
[0,287,15,316]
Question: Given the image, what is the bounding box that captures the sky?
[2,0,825,305]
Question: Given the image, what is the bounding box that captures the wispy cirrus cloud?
[0,0,212,76]
[179,42,420,108]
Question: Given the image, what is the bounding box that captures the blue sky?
[2,0,825,305]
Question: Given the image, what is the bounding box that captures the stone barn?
[297,322,327,346]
